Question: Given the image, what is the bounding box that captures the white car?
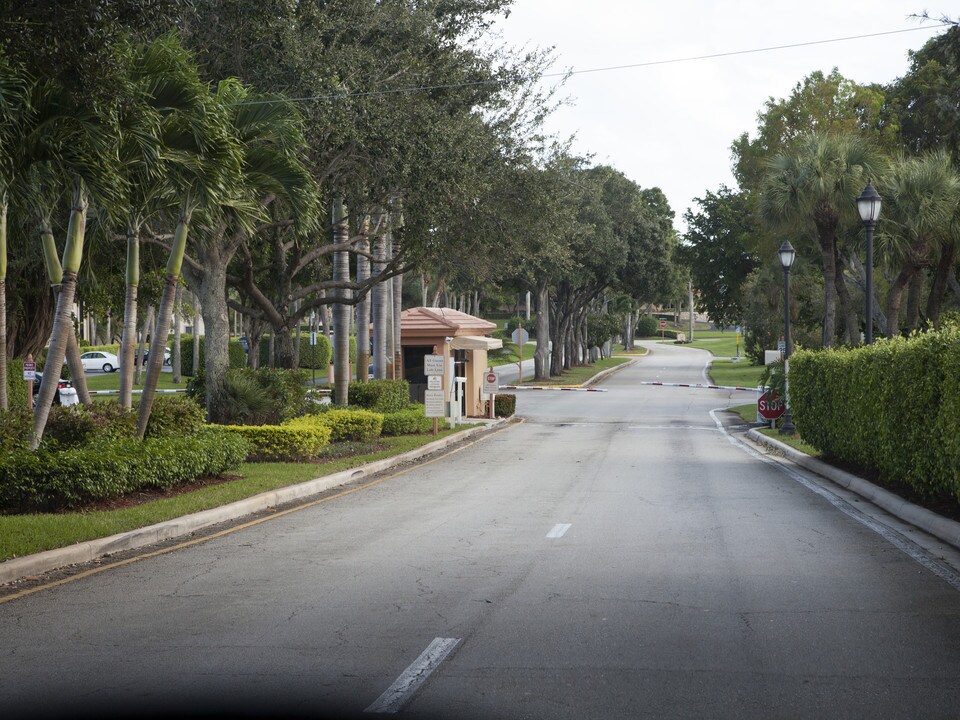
[78,350,120,373]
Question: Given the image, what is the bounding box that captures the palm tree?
[176,79,316,423]
[760,132,882,347]
[877,151,960,337]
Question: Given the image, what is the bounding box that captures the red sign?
[659,320,666,329]
[757,390,785,420]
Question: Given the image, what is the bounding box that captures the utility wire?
[234,23,950,107]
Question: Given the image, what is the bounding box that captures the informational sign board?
[510,328,529,345]
[23,361,36,380]
[424,389,446,417]
[424,354,444,376]
[483,371,498,395]
[757,390,785,420]
[778,340,786,355]
[427,375,442,390]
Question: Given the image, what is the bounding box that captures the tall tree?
[759,132,882,347]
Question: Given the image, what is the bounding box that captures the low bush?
[381,405,434,435]
[635,315,659,337]
[348,379,410,413]
[43,403,137,448]
[0,427,248,512]
[494,393,516,417]
[5,358,29,410]
[286,408,383,442]
[135,395,206,438]
[220,423,332,462]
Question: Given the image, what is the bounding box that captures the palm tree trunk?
[534,282,550,380]
[192,292,200,375]
[332,199,352,405]
[119,230,139,408]
[39,212,91,404]
[135,305,153,386]
[817,230,838,347]
[356,218,371,384]
[905,271,924,334]
[172,281,182,382]
[32,182,87,448]
[137,207,191,438]
[372,218,388,380]
[926,242,955,330]
[392,255,403,379]
[834,248,858,345]
[885,265,914,339]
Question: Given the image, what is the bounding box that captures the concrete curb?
[583,358,638,387]
[0,420,510,586]
[746,429,960,552]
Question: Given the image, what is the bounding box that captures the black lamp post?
[778,240,796,435]
[856,181,882,344]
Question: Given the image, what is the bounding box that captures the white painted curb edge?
[1,421,508,586]
[747,429,960,552]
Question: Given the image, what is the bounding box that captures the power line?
[234,23,950,107]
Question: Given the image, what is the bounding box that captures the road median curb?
[0,419,514,586]
[746,428,960,552]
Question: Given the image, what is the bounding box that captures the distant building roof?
[400,307,497,338]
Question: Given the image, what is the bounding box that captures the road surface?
[3,341,960,719]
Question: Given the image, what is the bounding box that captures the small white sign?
[483,371,498,395]
[424,354,444,376]
[427,375,442,390]
[23,361,36,380]
[424,389,446,417]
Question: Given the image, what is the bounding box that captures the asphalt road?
[3,342,960,720]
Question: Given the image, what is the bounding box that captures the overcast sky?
[491,2,952,233]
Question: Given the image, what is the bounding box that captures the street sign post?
[757,390,785,421]
[483,368,498,419]
[424,354,444,377]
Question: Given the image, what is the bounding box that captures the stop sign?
[757,390,785,420]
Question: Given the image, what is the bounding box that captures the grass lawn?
[707,359,766,389]
[0,429,478,562]
[488,341,535,367]
[724,403,820,457]
[526,357,629,386]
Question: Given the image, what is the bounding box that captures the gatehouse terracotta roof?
[400,307,497,338]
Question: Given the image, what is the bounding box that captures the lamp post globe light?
[778,240,796,436]
[856,181,881,344]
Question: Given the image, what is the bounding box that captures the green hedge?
[381,405,434,435]
[0,428,248,512]
[348,379,410,412]
[790,330,960,501]
[220,423,332,462]
[286,408,383,442]
[180,335,247,376]
[636,315,659,337]
[494,393,516,417]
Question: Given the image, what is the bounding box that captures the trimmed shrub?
[0,408,31,453]
[0,427,248,512]
[180,336,246,376]
[790,329,960,501]
[635,315,659,337]
[220,423,332,462]
[43,403,137,448]
[494,393,516,417]
[286,409,383,442]
[135,395,206,438]
[348,379,410,413]
[381,405,434,435]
